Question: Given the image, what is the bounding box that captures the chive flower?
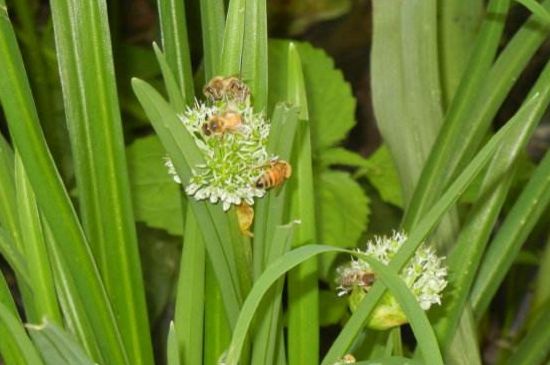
[336,231,447,330]
[165,81,276,211]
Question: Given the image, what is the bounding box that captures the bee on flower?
[164,76,291,213]
[335,231,448,330]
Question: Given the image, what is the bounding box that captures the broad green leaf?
[268,40,355,150]
[318,171,369,249]
[127,136,184,235]
[371,0,444,204]
[319,146,403,208]
[28,322,96,365]
[358,146,402,208]
[439,0,484,106]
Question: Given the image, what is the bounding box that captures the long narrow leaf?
[0,303,44,365]
[157,0,195,103]
[241,0,268,109]
[175,206,205,365]
[200,0,225,79]
[437,59,550,348]
[225,245,443,365]
[28,322,96,365]
[0,6,129,364]
[403,0,512,229]
[286,43,319,365]
[49,0,153,362]
[14,155,61,324]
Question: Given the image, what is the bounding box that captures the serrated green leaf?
[268,40,355,150]
[318,171,369,248]
[359,146,403,208]
[127,136,184,235]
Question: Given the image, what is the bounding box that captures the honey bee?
[203,76,250,102]
[202,111,243,136]
[255,160,292,189]
[338,270,376,296]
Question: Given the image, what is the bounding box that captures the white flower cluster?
[336,231,447,311]
[165,98,275,211]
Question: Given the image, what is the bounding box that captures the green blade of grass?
[225,245,443,365]
[28,321,97,365]
[0,6,129,364]
[252,103,300,277]
[153,43,187,114]
[49,0,153,362]
[515,0,550,23]
[220,0,245,76]
[14,154,61,325]
[251,223,297,364]
[242,0,268,109]
[0,228,31,290]
[175,206,205,365]
[0,271,17,316]
[436,58,550,349]
[322,94,538,363]
[403,0,512,229]
[200,0,225,79]
[471,151,550,317]
[203,262,231,365]
[41,222,105,362]
[157,0,195,104]
[286,43,319,365]
[0,303,44,365]
[167,322,181,365]
[0,134,18,242]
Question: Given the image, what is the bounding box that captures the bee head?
[202,123,212,136]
